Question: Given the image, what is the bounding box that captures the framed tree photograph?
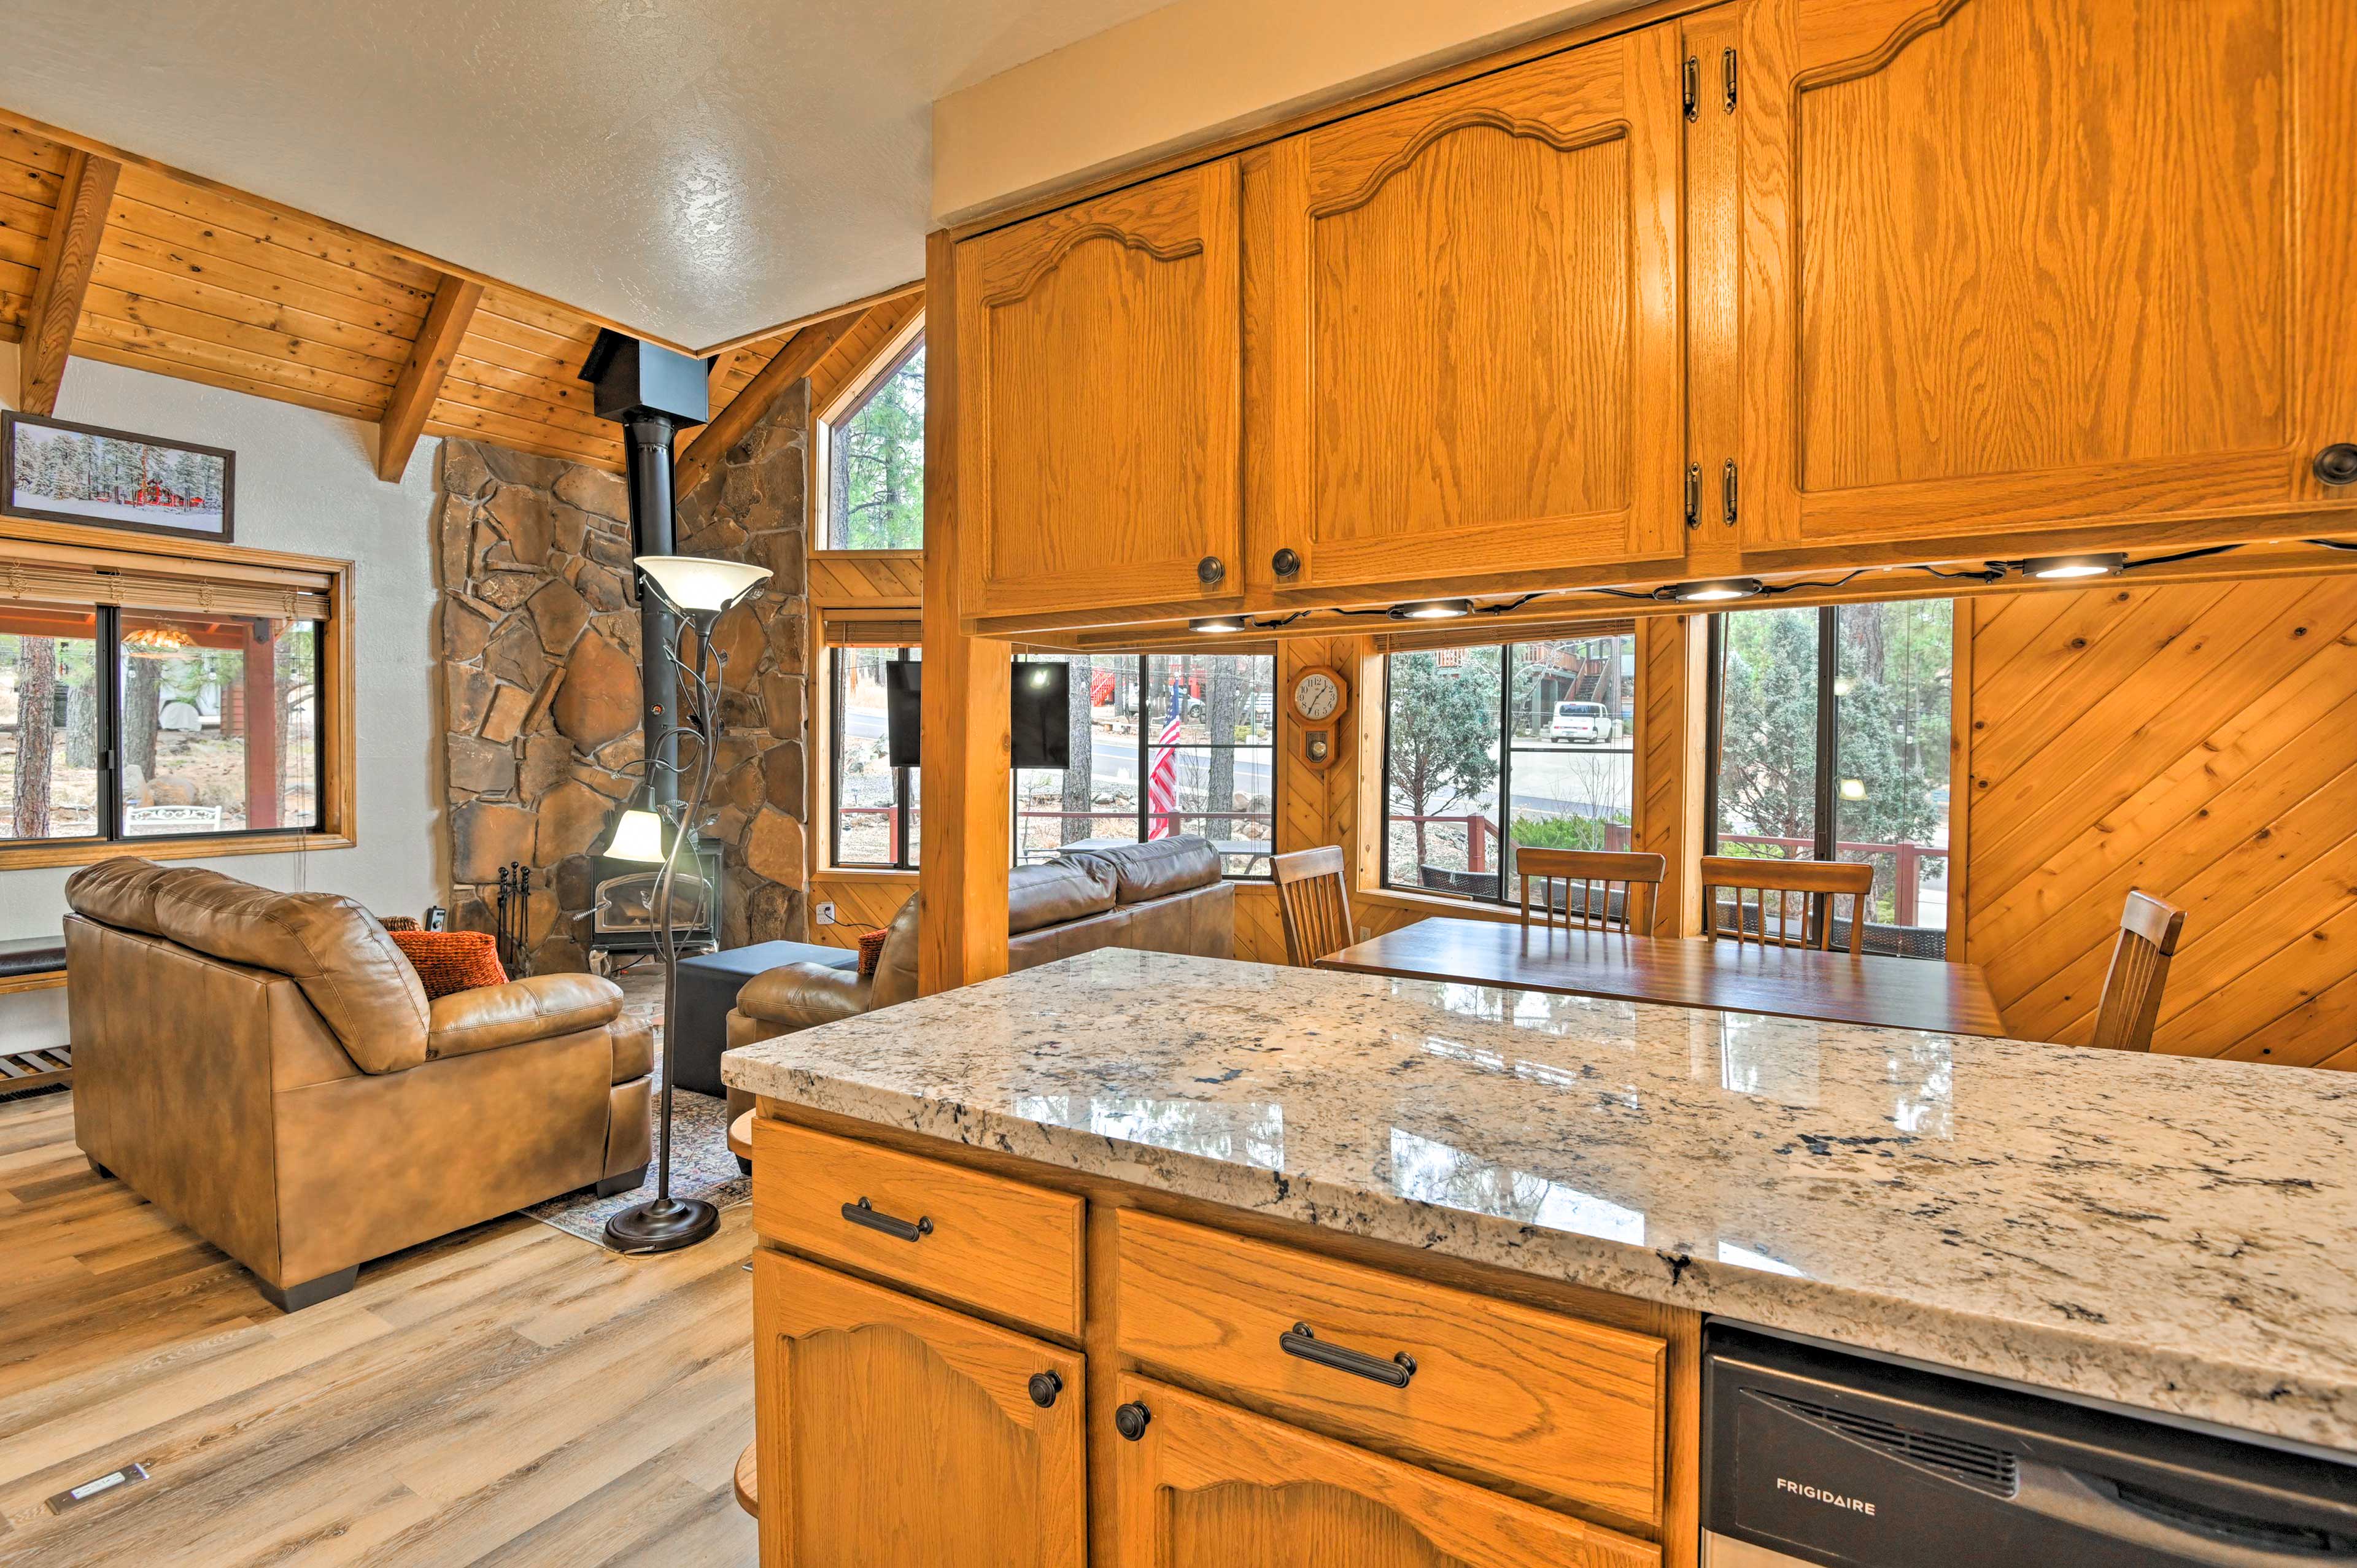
[1,412,235,543]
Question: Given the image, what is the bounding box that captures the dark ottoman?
[668,940,859,1097]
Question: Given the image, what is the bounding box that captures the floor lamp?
[599,552,772,1254]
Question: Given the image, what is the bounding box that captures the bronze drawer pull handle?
[1281,1322,1417,1388]
[842,1196,933,1243]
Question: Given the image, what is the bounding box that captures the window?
[1709,600,1954,957]
[1,601,322,848]
[821,333,925,550]
[1381,633,1637,902]
[1012,651,1277,878]
[830,644,919,868]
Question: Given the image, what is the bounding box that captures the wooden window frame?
[810,309,928,552]
[0,519,355,871]
[1377,632,1640,910]
[1010,649,1280,881]
[827,643,921,873]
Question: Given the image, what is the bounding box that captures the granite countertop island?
[722,948,2357,1453]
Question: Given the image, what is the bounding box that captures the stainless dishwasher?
[1704,1323,2357,1566]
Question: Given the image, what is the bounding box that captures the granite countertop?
[723,949,2357,1452]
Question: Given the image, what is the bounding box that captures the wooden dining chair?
[1698,855,1876,953]
[1273,846,1355,967]
[2087,890,2187,1052]
[1515,848,1666,936]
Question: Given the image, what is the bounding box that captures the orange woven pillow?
[389,930,508,998]
[857,929,889,978]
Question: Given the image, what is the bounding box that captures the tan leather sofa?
[724,836,1234,1119]
[63,858,652,1311]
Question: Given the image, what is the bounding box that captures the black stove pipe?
[580,332,711,808]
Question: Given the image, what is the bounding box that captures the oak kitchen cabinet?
[1728,0,2357,566]
[946,0,2357,633]
[953,160,1243,623]
[1244,21,1687,598]
[746,1110,1695,1567]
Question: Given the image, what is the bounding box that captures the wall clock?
[1289,664,1350,773]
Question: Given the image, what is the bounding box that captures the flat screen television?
[885,661,922,768]
[881,659,1072,770]
[1010,662,1070,770]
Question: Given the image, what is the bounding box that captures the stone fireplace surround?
[434,382,811,970]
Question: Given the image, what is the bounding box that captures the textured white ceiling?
[0,0,1174,349]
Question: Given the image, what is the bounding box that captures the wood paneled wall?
[1962,577,2357,1067]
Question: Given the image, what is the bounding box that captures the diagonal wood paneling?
[1964,576,2357,1067]
[810,551,924,606]
[808,875,914,950]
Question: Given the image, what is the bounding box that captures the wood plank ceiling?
[0,112,919,479]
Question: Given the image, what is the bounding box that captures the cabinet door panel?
[1258,26,1687,593]
[1112,1375,1656,1568]
[1740,0,2357,552]
[753,1249,1085,1567]
[957,161,1242,619]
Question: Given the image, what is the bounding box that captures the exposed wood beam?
[691,278,923,360]
[18,149,120,415]
[375,274,484,482]
[0,105,695,356]
[673,311,859,501]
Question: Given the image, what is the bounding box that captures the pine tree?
[1385,649,1502,871]
[12,637,56,837]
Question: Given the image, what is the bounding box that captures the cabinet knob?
[2316,444,2357,487]
[1198,556,1226,586]
[1113,1401,1152,1442]
[1271,547,1301,579]
[1026,1370,1063,1408]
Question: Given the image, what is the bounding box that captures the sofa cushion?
[1008,857,1118,934]
[428,973,624,1060]
[68,857,433,1075]
[61,857,171,938]
[1066,836,1222,905]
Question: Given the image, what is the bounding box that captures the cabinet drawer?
[753,1118,1084,1338]
[1114,1211,1665,1524]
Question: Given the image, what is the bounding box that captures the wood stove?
[589,843,720,960]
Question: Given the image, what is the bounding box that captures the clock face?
[1293,671,1342,721]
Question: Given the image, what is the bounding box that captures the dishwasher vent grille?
[1763,1391,2021,1496]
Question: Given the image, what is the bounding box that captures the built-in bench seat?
[0,937,72,1094]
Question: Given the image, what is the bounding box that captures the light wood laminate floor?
[0,1090,758,1567]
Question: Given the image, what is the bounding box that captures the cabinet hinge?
[1722,460,1741,527]
[1683,56,1700,121]
[1722,48,1738,114]
[1685,463,1702,528]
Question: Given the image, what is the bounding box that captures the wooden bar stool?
[1514,848,1666,935]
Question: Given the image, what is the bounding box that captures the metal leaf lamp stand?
[602,557,770,1255]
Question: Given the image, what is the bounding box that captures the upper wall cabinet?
[956,161,1244,620]
[1736,0,2357,560]
[1249,26,1689,596]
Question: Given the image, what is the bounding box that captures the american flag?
[1146,686,1184,838]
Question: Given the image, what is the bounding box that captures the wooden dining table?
[1316,916,2007,1037]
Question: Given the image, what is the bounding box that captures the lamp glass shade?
[603,806,668,863]
[637,555,772,613]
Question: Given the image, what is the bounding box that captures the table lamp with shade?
[595,552,771,1254]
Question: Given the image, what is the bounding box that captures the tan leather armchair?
[64,859,652,1311]
[724,838,1233,1122]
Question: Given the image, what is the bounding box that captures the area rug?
[523,974,752,1249]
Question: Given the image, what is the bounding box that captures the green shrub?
[1509,814,1627,851]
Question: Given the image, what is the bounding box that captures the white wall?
[931,0,1647,223]
[0,344,443,1047]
